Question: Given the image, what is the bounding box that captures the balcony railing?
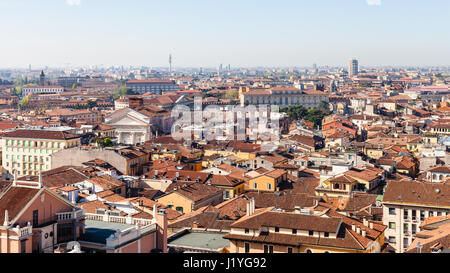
[10,223,33,238]
[85,213,155,226]
[56,209,85,222]
[105,224,157,249]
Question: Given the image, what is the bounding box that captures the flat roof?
[168,231,230,251]
[80,220,135,245]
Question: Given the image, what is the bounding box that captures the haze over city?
[0,0,449,68]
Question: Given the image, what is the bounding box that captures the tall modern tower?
[349,59,358,76]
[169,54,172,73]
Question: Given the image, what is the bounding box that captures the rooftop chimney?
[352,224,356,231]
[246,198,255,216]
[363,218,369,227]
[362,230,367,237]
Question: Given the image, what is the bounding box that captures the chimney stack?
[363,218,369,227]
[362,230,367,237]
[352,224,356,231]
[246,198,255,216]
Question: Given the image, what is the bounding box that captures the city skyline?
[0,0,449,68]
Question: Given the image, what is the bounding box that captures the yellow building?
[203,149,257,161]
[209,175,246,200]
[315,175,362,198]
[2,129,81,177]
[247,169,287,192]
[155,183,223,214]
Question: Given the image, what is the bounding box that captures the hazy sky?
[0,0,449,68]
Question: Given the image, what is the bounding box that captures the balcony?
[105,224,157,249]
[80,212,157,250]
[85,213,154,226]
[56,209,85,222]
[10,223,33,239]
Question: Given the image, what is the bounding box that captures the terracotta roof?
[0,187,41,224]
[3,129,80,140]
[231,210,342,233]
[383,180,450,207]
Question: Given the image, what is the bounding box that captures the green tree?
[87,100,97,109]
[19,95,31,109]
[224,89,239,100]
[103,138,113,147]
[114,86,132,99]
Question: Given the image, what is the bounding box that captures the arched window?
[334,183,340,190]
[305,249,313,253]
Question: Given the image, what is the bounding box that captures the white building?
[22,85,64,97]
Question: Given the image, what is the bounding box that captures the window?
[403,238,409,249]
[245,229,249,234]
[176,207,183,213]
[309,230,314,236]
[324,232,329,238]
[389,222,396,230]
[267,184,272,190]
[420,210,425,221]
[292,229,297,234]
[389,208,396,215]
[275,227,279,233]
[253,183,257,189]
[412,210,417,220]
[404,223,409,233]
[245,243,250,253]
[32,210,38,228]
[403,210,409,220]
[287,247,293,253]
[429,211,434,217]
[388,237,396,243]
[264,245,274,253]
[96,209,105,215]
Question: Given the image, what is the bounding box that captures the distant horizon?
[0,0,449,68]
[1,64,450,72]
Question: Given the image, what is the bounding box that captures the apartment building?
[21,85,64,97]
[125,79,179,95]
[239,87,329,108]
[1,130,81,178]
[382,180,450,253]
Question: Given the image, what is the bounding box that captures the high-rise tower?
[169,54,172,73]
[349,59,358,76]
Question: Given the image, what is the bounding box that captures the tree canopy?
[280,104,331,129]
